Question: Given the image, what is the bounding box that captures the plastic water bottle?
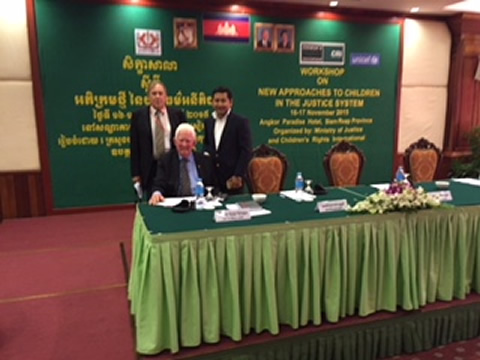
[295,172,304,192]
[195,178,205,198]
[395,166,406,182]
[194,178,205,210]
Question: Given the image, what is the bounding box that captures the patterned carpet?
[0,208,137,360]
[383,338,480,360]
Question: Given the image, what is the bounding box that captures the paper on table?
[196,198,224,210]
[452,178,480,187]
[370,183,390,191]
[156,196,196,207]
[226,203,271,217]
[280,190,316,202]
[157,196,223,209]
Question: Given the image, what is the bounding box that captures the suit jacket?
[203,112,252,193]
[130,106,186,196]
[278,41,291,49]
[152,149,216,197]
[257,39,272,48]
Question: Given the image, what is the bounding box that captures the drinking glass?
[205,186,214,201]
[304,179,314,194]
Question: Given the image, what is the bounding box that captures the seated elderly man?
[149,123,216,205]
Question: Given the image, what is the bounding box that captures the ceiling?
[260,0,480,16]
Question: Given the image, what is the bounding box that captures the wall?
[398,19,451,152]
[0,0,44,219]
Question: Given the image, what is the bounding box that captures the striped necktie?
[154,111,165,159]
[179,157,192,196]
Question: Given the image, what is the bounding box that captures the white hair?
[175,123,196,140]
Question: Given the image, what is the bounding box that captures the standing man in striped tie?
[130,81,186,199]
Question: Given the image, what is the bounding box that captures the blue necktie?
[179,158,192,196]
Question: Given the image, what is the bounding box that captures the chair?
[247,144,288,194]
[323,141,365,186]
[404,137,441,183]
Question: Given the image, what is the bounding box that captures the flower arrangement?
[348,181,442,214]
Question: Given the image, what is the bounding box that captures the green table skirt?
[128,206,480,355]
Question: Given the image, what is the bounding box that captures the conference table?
[128,181,480,355]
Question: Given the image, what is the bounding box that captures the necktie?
[179,158,192,196]
[154,111,165,159]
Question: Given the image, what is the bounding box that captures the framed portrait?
[275,24,295,53]
[254,23,274,52]
[174,18,198,49]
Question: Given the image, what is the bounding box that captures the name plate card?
[316,199,348,213]
[214,209,251,223]
[428,190,453,202]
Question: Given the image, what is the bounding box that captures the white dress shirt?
[212,109,231,150]
[150,106,171,157]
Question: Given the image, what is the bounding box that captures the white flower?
[349,182,443,214]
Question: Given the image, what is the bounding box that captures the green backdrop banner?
[35,0,401,209]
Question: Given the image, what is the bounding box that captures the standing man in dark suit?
[149,123,216,204]
[130,80,186,199]
[203,87,252,195]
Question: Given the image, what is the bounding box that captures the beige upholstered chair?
[404,138,441,183]
[247,144,288,194]
[323,141,365,186]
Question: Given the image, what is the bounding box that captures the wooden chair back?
[404,137,441,182]
[323,141,365,186]
[247,144,288,193]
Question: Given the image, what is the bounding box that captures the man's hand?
[226,176,243,190]
[149,192,165,205]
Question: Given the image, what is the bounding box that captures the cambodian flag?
[203,14,250,43]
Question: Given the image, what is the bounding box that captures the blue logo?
[350,53,381,66]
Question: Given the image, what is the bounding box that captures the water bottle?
[395,166,406,182]
[195,178,205,198]
[295,172,304,192]
[194,178,205,210]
